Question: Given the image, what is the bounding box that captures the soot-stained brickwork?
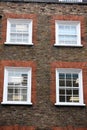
[0,1,87,130]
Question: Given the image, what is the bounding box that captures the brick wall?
[0,125,35,130]
[52,126,87,130]
[0,1,87,130]
[0,16,2,40]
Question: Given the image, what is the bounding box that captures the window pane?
[7,69,28,102]
[22,95,27,101]
[16,24,28,32]
[59,89,65,94]
[11,24,16,32]
[66,89,72,95]
[66,96,71,102]
[66,74,72,87]
[59,73,65,79]
[73,74,79,87]
[59,96,65,102]
[59,35,77,44]
[7,94,13,101]
[13,94,20,101]
[70,96,79,102]
[59,80,65,86]
[8,88,13,93]
[10,34,16,42]
[73,89,79,95]
[66,80,72,87]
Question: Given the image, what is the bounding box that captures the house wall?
[0,1,87,130]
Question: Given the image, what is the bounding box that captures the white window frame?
[55,68,85,106]
[1,67,32,105]
[54,20,82,47]
[5,18,33,45]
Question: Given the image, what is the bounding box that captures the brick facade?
[52,126,87,130]
[0,1,87,130]
[0,125,35,130]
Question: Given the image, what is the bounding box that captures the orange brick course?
[0,125,35,130]
[52,126,87,130]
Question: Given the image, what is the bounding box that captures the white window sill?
[1,102,33,105]
[55,103,86,106]
[4,42,34,46]
[54,43,83,47]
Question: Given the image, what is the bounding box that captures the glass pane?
[73,89,79,95]
[73,74,79,87]
[22,89,27,94]
[23,34,29,43]
[66,96,71,102]
[71,26,77,34]
[13,94,20,101]
[73,80,79,87]
[7,94,13,101]
[59,73,65,79]
[74,97,79,102]
[59,96,65,102]
[8,88,13,93]
[65,25,70,34]
[59,35,77,44]
[66,74,71,79]
[59,89,65,95]
[66,80,72,87]
[22,74,28,86]
[73,96,79,102]
[59,80,65,86]
[11,24,16,32]
[17,34,22,42]
[59,25,64,34]
[14,88,20,94]
[10,34,16,42]
[66,89,72,95]
[66,74,72,87]
[73,74,78,79]
[22,95,27,101]
[16,24,28,32]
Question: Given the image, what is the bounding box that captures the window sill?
[1,102,33,105]
[55,103,86,106]
[54,43,83,47]
[4,42,34,46]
